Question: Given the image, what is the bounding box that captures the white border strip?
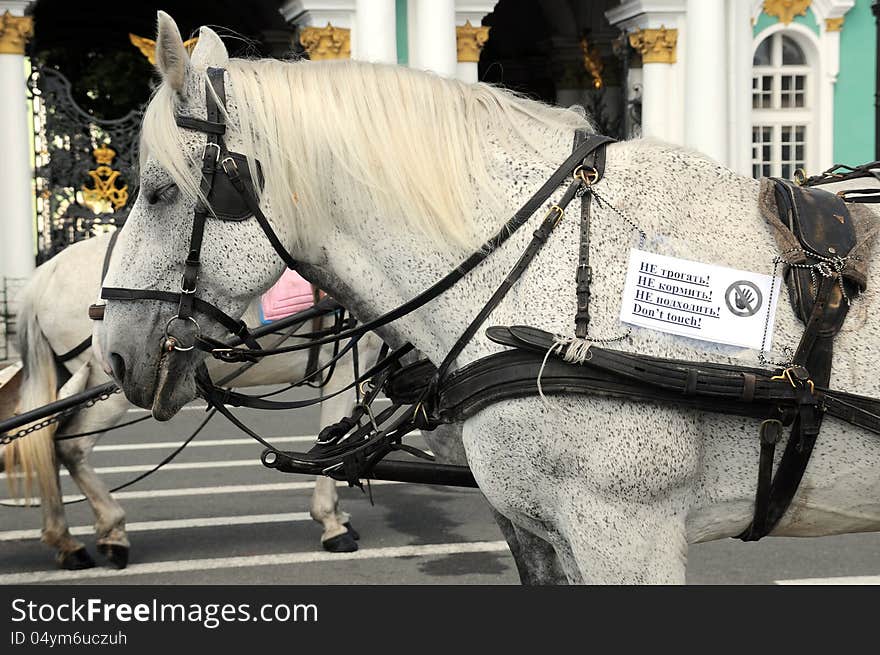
[0,541,511,584]
[775,575,880,585]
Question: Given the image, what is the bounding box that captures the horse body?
[3,233,370,568]
[98,16,880,583]
[300,137,880,582]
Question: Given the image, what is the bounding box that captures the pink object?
[260,269,316,323]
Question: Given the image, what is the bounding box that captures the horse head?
[98,12,291,419]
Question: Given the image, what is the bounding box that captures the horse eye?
[148,183,178,205]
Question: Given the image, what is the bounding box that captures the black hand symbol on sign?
[725,280,762,317]
[735,288,754,311]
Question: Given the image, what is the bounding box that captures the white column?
[0,1,35,279]
[355,0,396,63]
[415,0,456,77]
[456,59,476,83]
[684,0,727,163]
[606,1,686,143]
[641,63,670,139]
[729,0,754,176]
[280,1,356,29]
[455,2,497,82]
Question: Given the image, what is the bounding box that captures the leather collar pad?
[774,179,858,272]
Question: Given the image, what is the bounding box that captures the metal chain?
[0,387,122,445]
[758,247,861,367]
[758,257,793,367]
[591,187,647,249]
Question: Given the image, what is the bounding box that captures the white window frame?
[751,13,845,178]
[751,31,815,179]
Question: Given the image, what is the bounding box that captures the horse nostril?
[108,352,126,384]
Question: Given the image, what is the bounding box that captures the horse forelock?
[139,58,593,256]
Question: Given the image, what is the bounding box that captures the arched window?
[751,33,812,179]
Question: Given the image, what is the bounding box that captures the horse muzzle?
[100,303,201,420]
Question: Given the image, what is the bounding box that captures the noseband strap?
[100,66,298,353]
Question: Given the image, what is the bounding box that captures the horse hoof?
[343,522,360,540]
[98,544,129,569]
[59,548,95,570]
[322,532,358,553]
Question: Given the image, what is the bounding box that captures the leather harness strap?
[737,179,860,541]
[433,135,613,386]
[573,129,608,339]
[209,134,618,363]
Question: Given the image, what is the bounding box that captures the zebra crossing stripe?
[0,541,511,584]
[0,512,314,542]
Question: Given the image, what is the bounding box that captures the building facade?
[0,0,876,279]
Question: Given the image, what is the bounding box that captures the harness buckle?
[759,419,784,446]
[545,204,565,227]
[179,274,197,295]
[573,165,599,186]
[771,365,815,394]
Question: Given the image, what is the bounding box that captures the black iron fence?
[28,65,142,263]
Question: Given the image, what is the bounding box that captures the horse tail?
[4,259,61,506]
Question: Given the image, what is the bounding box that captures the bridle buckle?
[221,156,238,176]
[204,142,221,164]
[545,204,565,228]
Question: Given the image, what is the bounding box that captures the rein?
[797,161,880,203]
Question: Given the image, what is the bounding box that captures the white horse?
[97,15,880,584]
[1,232,374,570]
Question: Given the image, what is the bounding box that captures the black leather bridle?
[100,67,298,355]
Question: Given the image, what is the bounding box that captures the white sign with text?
[619,249,781,350]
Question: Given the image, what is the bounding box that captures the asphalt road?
[1,385,878,585]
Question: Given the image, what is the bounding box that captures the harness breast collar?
[101,67,298,354]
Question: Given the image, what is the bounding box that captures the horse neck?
[300,122,571,365]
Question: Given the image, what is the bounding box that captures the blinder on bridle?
[207,153,264,222]
[100,67,296,354]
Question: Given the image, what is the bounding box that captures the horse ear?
[155,11,189,92]
[190,26,229,71]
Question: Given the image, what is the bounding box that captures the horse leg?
[310,339,367,553]
[310,476,357,552]
[56,440,129,568]
[54,381,131,568]
[425,424,568,584]
[35,364,96,570]
[39,463,95,570]
[492,512,567,585]
[548,498,689,585]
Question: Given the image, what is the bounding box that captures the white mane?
[141,58,592,252]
